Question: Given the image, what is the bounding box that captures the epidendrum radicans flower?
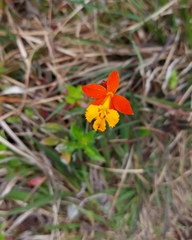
[82,70,133,132]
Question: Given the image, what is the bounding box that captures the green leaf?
[128,202,139,235]
[44,223,79,231]
[66,142,79,152]
[117,189,137,204]
[66,85,83,104]
[58,141,78,153]
[70,124,84,140]
[5,189,29,201]
[135,127,151,137]
[41,137,60,146]
[65,95,76,104]
[67,85,82,98]
[5,188,46,201]
[42,122,63,133]
[45,102,66,122]
[0,130,7,152]
[3,195,54,216]
[84,145,105,162]
[84,131,95,143]
[78,206,106,223]
[24,108,34,118]
[8,159,20,167]
[3,192,69,216]
[0,232,5,240]
[168,70,178,89]
[6,116,21,123]
[132,40,144,76]
[80,131,95,147]
[0,67,5,74]
[0,130,7,159]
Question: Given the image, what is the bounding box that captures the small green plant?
[41,122,104,162]
[41,122,64,133]
[6,116,21,123]
[0,130,7,159]
[0,231,5,240]
[24,108,34,119]
[57,123,105,162]
[69,123,104,161]
[168,70,179,90]
[65,85,83,105]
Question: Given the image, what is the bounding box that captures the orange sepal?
[91,97,105,105]
[112,94,134,115]
[107,70,120,93]
[110,99,115,110]
[82,84,107,99]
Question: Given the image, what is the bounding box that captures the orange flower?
[82,70,133,131]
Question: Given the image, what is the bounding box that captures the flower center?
[102,92,113,108]
[97,92,114,119]
[98,107,108,120]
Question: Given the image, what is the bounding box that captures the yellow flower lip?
[85,103,119,132]
[85,90,119,131]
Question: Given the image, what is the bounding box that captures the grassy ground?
[0,0,191,239]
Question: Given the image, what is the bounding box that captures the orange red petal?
[82,84,107,98]
[91,97,105,105]
[112,94,134,115]
[107,70,120,93]
[109,99,115,110]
